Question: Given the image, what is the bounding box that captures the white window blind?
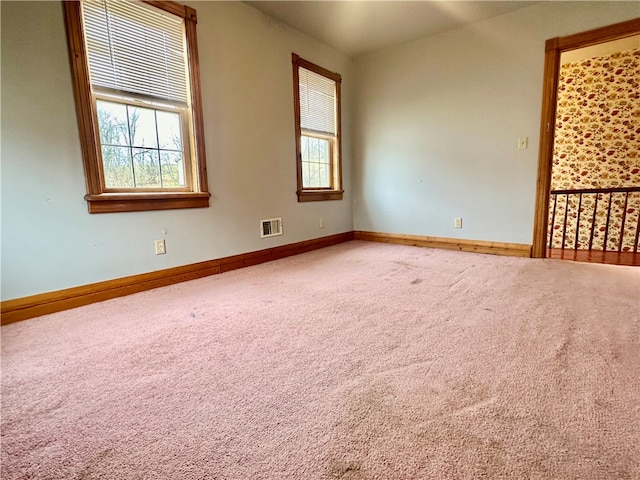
[298,67,336,135]
[82,0,189,105]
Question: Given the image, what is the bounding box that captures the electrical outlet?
[319,218,325,229]
[155,239,166,255]
[454,217,462,229]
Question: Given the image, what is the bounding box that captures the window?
[64,0,209,213]
[292,54,343,202]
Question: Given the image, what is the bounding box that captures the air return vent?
[260,218,283,238]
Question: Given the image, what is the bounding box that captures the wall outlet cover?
[155,239,166,255]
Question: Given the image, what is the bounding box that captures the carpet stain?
[555,338,570,365]
[450,394,497,416]
[326,380,398,477]
[327,372,509,477]
[328,459,363,479]
[23,397,64,420]
[76,448,117,479]
[392,260,419,269]
[554,316,577,371]
[410,278,423,285]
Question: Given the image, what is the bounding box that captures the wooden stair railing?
[548,187,640,253]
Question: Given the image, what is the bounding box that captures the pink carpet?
[2,240,639,479]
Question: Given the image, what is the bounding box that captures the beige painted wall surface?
[352,2,639,244]
[1,1,353,300]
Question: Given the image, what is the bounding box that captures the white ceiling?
[244,1,540,57]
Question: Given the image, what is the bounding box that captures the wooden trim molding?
[219,232,354,273]
[85,192,211,213]
[556,18,640,50]
[0,232,355,326]
[531,18,640,258]
[355,231,532,258]
[531,40,561,258]
[297,190,344,202]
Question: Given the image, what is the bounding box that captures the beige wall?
[1,1,354,300]
[352,2,639,244]
[3,1,639,300]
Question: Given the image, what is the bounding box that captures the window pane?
[319,139,330,165]
[318,163,329,187]
[307,137,318,161]
[302,161,310,187]
[301,135,331,188]
[129,106,158,148]
[301,136,309,161]
[96,100,189,190]
[160,151,185,187]
[97,100,130,146]
[102,145,134,188]
[309,162,322,188]
[132,147,161,187]
[156,110,182,150]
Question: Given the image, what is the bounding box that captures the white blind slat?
[82,0,189,105]
[299,67,336,135]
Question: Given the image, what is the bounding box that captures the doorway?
[532,18,640,265]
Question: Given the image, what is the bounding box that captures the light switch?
[518,137,528,150]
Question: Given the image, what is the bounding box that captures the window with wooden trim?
[64,0,209,213]
[292,54,343,202]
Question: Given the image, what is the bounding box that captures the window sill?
[85,192,211,213]
[297,190,344,202]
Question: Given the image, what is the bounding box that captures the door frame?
[531,18,640,258]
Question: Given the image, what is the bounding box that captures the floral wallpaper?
[549,48,640,252]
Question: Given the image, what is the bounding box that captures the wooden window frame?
[292,54,343,202]
[64,0,210,213]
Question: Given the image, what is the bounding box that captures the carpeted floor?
[1,240,639,479]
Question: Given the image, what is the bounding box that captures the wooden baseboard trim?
[219,231,354,273]
[1,231,355,326]
[354,231,532,258]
